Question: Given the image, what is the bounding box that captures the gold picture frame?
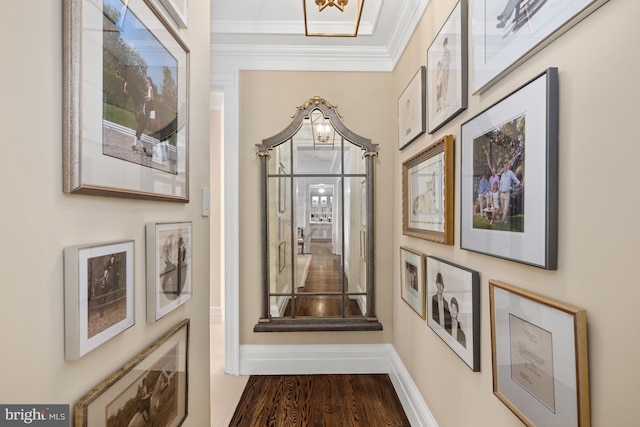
[75,319,189,427]
[490,280,589,426]
[402,135,454,244]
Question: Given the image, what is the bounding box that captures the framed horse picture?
[64,0,190,201]
[64,240,135,360]
[402,135,454,244]
[75,319,190,427]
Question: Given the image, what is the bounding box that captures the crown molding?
[210,0,429,72]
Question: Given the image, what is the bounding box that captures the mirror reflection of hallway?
[286,240,363,317]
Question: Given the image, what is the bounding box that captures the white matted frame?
[460,68,558,269]
[473,0,609,93]
[64,240,135,360]
[426,256,480,371]
[427,0,467,134]
[490,280,589,426]
[146,221,193,322]
[157,0,188,29]
[75,319,189,427]
[64,0,190,201]
[399,247,426,319]
[398,66,426,150]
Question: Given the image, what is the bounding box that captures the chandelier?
[303,0,365,37]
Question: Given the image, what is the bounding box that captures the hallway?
[285,241,362,317]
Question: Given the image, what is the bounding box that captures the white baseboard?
[210,306,223,324]
[239,343,437,427]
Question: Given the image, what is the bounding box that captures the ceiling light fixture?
[303,0,365,37]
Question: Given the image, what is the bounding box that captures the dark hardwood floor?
[228,374,411,427]
[285,241,362,317]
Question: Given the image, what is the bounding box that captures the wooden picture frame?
[472,0,609,93]
[399,247,426,319]
[75,319,189,427]
[398,66,426,150]
[64,240,135,361]
[402,135,454,245]
[460,68,558,269]
[426,256,480,371]
[63,0,190,201]
[427,0,467,134]
[490,280,589,426]
[145,222,193,322]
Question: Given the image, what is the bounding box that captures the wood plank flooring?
[285,241,362,317]
[228,374,411,427]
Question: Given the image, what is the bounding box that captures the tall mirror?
[254,97,381,332]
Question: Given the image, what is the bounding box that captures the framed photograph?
[64,240,135,361]
[402,134,454,245]
[398,66,426,150]
[472,0,609,93]
[426,0,467,134]
[460,68,558,269]
[399,247,425,319]
[156,0,188,29]
[75,318,189,427]
[489,280,589,426]
[146,222,193,322]
[64,0,190,201]
[426,256,480,371]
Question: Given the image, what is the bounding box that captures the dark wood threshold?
[254,317,383,332]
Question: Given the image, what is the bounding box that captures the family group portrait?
[101,0,180,173]
[471,114,525,232]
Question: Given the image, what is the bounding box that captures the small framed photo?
[64,0,190,201]
[398,66,426,150]
[460,68,558,269]
[64,240,135,360]
[399,247,425,319]
[402,134,454,245]
[75,319,190,427]
[426,256,480,371]
[490,280,589,426]
[146,222,193,322]
[472,0,609,93]
[426,0,467,134]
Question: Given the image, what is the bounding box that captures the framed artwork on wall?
[64,0,190,201]
[399,247,426,319]
[426,0,467,134]
[472,0,609,93]
[398,66,426,150]
[146,222,193,322]
[64,240,135,360]
[460,68,558,269]
[426,256,480,371]
[75,319,190,427]
[490,280,589,426]
[402,135,454,245]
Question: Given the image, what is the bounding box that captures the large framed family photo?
[472,0,609,93]
[64,240,135,360]
[426,0,467,134]
[426,256,480,371]
[402,135,454,245]
[75,319,189,427]
[399,247,426,319]
[64,0,190,201]
[489,280,589,426]
[460,68,558,269]
[146,221,193,322]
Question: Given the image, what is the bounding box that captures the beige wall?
[392,0,639,426]
[238,71,395,344]
[1,1,211,425]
